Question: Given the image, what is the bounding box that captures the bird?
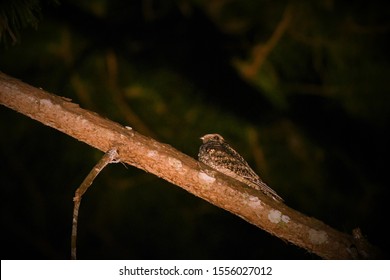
[198,133,283,202]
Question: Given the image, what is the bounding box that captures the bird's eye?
[213,136,220,140]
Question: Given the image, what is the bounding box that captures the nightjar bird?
[198,133,283,202]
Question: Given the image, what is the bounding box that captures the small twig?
[71,148,120,260]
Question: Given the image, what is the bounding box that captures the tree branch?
[234,4,293,79]
[0,72,381,259]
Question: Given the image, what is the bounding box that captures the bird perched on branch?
[198,133,283,202]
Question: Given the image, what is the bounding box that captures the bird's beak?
[200,136,204,141]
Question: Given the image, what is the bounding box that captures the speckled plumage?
[198,133,283,202]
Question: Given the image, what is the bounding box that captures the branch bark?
[0,72,381,259]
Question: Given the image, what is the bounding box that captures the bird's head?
[200,133,225,144]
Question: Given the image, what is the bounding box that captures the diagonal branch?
[0,72,381,259]
[235,4,293,79]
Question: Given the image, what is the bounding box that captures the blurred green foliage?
[1,0,389,259]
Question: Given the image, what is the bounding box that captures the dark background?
[1,0,389,259]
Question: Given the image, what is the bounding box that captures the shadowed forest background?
[1,0,389,259]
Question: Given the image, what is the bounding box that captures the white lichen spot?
[40,99,53,107]
[268,210,282,223]
[281,215,290,223]
[308,229,328,245]
[247,196,263,209]
[168,157,182,171]
[147,150,158,158]
[268,210,290,224]
[198,171,216,184]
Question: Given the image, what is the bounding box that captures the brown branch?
[234,5,293,79]
[71,148,119,260]
[0,72,381,259]
[105,50,158,138]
